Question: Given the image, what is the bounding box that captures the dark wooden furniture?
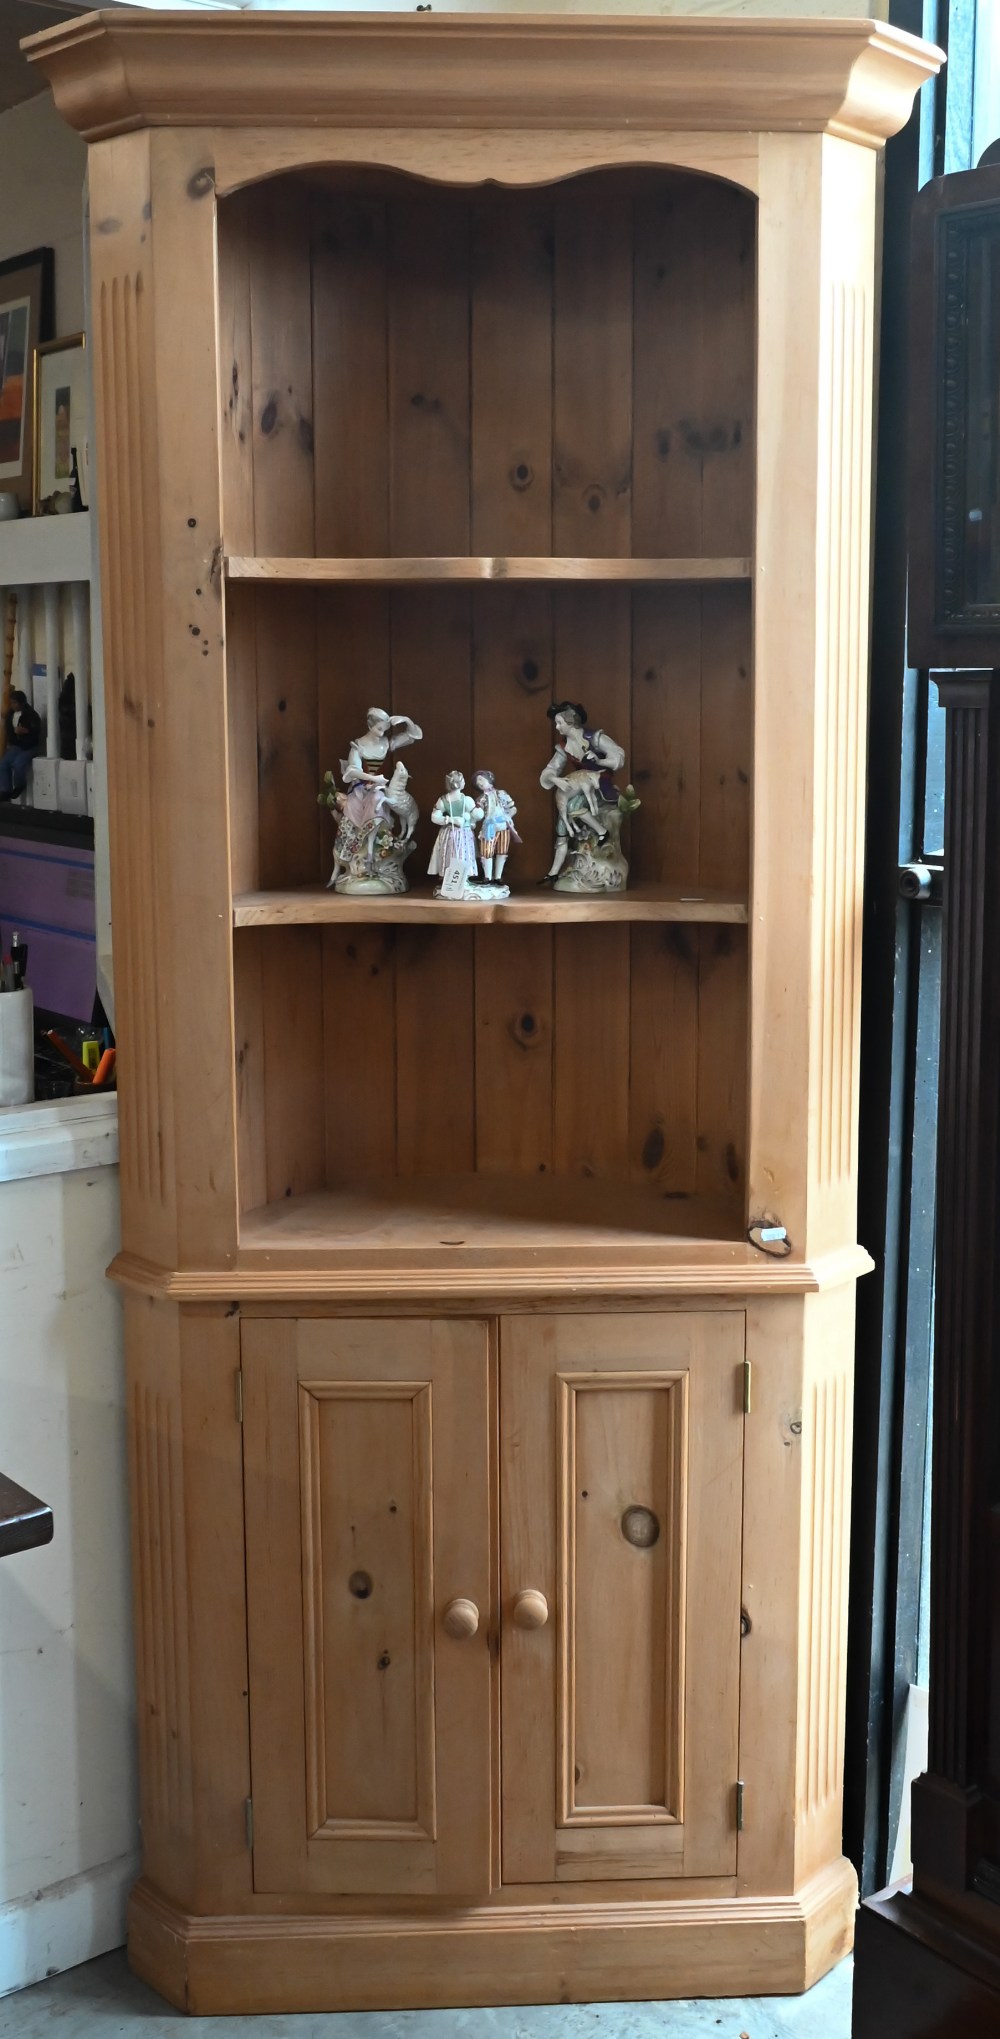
[0,1471,53,1557]
[853,158,1000,2039]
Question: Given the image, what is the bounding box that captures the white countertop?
[0,1091,118,1182]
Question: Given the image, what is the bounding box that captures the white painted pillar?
[69,581,89,759]
[16,584,34,707]
[43,583,60,759]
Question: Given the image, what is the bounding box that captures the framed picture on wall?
[0,247,54,512]
[33,333,88,513]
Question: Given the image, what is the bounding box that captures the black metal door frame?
[845,0,985,1895]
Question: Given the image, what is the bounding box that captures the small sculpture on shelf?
[429,770,506,901]
[321,707,422,895]
[472,769,521,888]
[540,700,640,893]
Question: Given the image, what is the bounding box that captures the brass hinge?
[244,1796,254,1850]
[742,1359,752,1415]
[235,1369,244,1424]
[736,1779,745,1832]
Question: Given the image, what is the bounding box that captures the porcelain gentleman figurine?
[429,771,509,901]
[540,700,640,892]
[321,706,422,894]
[473,769,520,886]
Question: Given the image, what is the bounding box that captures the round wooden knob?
[442,1597,480,1640]
[512,1589,549,1630]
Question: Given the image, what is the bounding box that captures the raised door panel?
[242,1317,493,1896]
[500,1312,744,1883]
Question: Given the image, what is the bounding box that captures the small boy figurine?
[473,769,521,886]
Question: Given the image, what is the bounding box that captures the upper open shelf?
[222,165,756,1239]
[225,556,752,585]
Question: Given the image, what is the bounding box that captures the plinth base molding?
[128,1858,857,2016]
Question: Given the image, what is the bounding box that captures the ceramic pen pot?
[0,988,34,1106]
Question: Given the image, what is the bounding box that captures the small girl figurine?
[428,771,483,896]
[473,769,521,886]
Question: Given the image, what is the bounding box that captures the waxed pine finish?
[25,10,940,2017]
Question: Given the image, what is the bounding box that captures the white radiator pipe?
[15,584,33,707]
[69,581,89,760]
[43,584,60,760]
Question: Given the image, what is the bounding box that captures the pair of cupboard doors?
[242,1310,746,1899]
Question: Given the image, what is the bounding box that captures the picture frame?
[0,247,54,512]
[33,333,88,514]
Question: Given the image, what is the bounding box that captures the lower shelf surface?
[239,1173,747,1267]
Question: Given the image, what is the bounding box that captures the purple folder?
[0,839,97,1021]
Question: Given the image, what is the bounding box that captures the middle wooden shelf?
[225,555,752,585]
[232,883,749,927]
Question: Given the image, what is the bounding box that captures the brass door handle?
[511,1588,549,1630]
[442,1596,480,1640]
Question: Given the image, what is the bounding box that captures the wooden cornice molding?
[23,10,942,149]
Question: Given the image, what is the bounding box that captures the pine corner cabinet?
[26,9,939,2017]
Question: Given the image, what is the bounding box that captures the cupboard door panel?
[568,1377,685,1819]
[306,1380,433,1837]
[243,1318,493,1897]
[500,1312,743,1884]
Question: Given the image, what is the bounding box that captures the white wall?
[0,1155,136,1998]
[0,92,86,334]
[0,89,133,2002]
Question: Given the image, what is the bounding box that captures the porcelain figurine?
[472,769,521,886]
[429,771,507,901]
[540,700,640,893]
[321,707,422,894]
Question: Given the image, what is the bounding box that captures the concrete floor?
[0,1949,853,2038]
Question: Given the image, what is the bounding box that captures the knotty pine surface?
[233,922,748,1225]
[221,164,753,1233]
[4,1945,855,2035]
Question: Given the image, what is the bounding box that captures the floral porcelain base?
[334,867,411,896]
[552,800,629,892]
[434,872,510,903]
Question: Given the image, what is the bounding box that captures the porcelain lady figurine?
[473,769,521,887]
[540,700,640,893]
[321,707,422,894]
[429,771,481,896]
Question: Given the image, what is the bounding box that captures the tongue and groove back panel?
[222,167,753,1224]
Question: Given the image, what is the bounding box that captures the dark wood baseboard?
[853,1886,1000,2039]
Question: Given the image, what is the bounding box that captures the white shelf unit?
[0,511,92,586]
[0,512,94,816]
